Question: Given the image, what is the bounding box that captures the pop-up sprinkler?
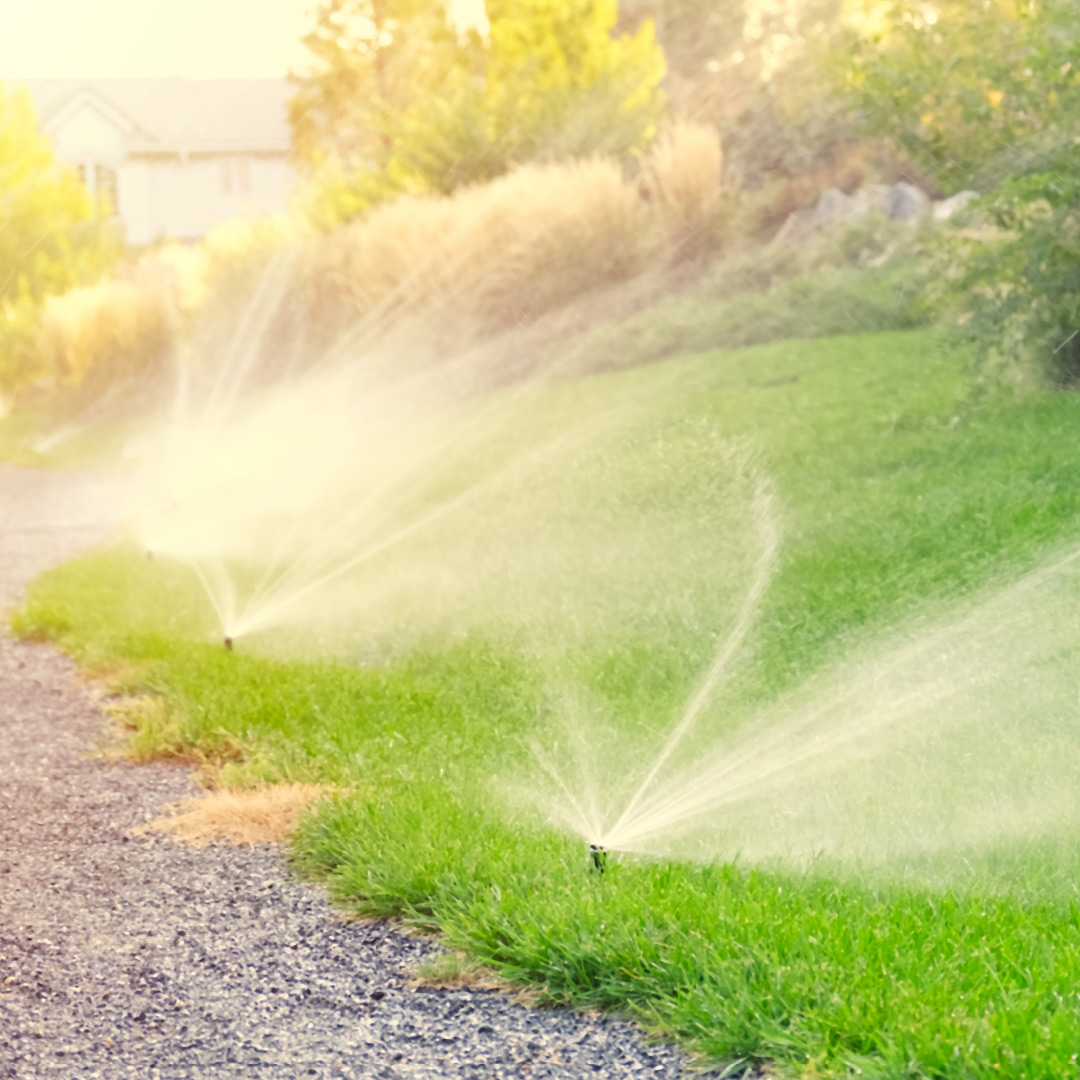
[589,843,608,875]
[224,636,234,651]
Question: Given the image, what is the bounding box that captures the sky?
[0,0,491,80]
[0,0,319,79]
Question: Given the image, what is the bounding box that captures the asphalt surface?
[0,465,691,1079]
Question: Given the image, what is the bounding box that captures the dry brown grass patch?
[410,951,539,1003]
[79,659,155,696]
[136,783,328,847]
[99,692,161,727]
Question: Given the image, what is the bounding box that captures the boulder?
[854,184,893,216]
[933,190,980,221]
[887,182,929,222]
[812,187,859,227]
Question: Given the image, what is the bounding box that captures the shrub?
[933,163,1080,387]
[639,121,723,257]
[299,157,650,337]
[841,0,1080,194]
[36,278,177,395]
[0,82,121,396]
[22,214,300,405]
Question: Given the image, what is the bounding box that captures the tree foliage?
[843,0,1080,193]
[835,0,1080,385]
[290,0,665,221]
[928,159,1080,387]
[289,0,454,171]
[0,82,120,393]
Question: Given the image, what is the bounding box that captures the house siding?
[128,154,295,245]
[26,79,297,247]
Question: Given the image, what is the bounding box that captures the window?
[220,157,250,196]
[94,164,118,216]
[73,161,118,216]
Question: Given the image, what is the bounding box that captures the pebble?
[0,465,692,1079]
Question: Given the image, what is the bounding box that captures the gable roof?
[20,78,293,155]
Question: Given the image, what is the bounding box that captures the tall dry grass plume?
[37,279,177,390]
[641,120,723,247]
[31,136,726,397]
[303,157,649,335]
[33,216,293,396]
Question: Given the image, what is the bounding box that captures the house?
[20,78,298,246]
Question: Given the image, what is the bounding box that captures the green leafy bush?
[927,156,1080,386]
[843,0,1080,193]
[839,1,1080,386]
[0,82,121,397]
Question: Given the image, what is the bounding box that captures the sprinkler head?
[589,844,608,875]
[224,636,234,651]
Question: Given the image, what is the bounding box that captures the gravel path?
[0,466,691,1079]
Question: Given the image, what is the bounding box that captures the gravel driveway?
[0,465,690,1079]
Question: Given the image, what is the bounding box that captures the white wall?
[116,160,152,245]
[134,155,295,245]
[44,98,296,246]
[49,100,126,160]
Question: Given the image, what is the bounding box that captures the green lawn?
[18,326,1080,1078]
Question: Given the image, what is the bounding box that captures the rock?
[812,187,859,227]
[933,189,980,221]
[854,184,893,217]
[773,181,935,245]
[887,182,929,222]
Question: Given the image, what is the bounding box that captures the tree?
[289,0,453,172]
[0,82,120,393]
[290,0,666,218]
[390,0,666,192]
[839,1,1080,384]
[617,0,747,80]
[842,0,1080,193]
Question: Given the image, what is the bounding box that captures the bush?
[842,0,1080,194]
[931,162,1080,387]
[21,213,300,406]
[36,279,177,396]
[639,121,723,257]
[0,82,121,398]
[299,156,652,337]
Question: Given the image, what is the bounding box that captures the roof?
[18,78,293,155]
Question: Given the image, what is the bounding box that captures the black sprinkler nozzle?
[590,844,608,875]
[224,636,234,651]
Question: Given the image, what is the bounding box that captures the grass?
[17,326,1080,1077]
[0,405,144,468]
[556,260,931,380]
